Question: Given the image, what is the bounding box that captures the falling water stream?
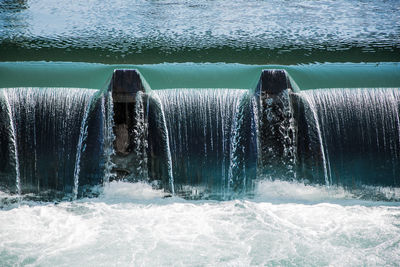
[295,88,400,187]
[0,0,399,264]
[297,93,332,186]
[154,89,256,198]
[0,86,400,266]
[1,91,21,196]
[72,94,96,200]
[133,91,148,181]
[102,95,116,185]
[0,88,102,198]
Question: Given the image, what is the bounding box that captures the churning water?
[1,0,399,264]
[1,181,400,266]
[1,85,400,266]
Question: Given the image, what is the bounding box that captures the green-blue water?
[1,62,400,90]
[1,0,400,266]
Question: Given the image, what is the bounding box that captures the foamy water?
[1,181,400,266]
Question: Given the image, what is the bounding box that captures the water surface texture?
[1,0,400,265]
[1,181,400,266]
[1,0,399,63]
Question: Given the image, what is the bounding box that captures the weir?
[293,88,400,187]
[0,67,399,199]
[0,88,105,198]
[154,89,257,197]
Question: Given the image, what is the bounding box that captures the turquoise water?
[1,62,400,90]
[1,0,400,265]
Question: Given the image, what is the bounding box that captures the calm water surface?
[1,0,399,63]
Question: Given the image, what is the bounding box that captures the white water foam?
[1,181,400,266]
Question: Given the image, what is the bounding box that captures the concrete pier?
[109,69,146,180]
[255,70,295,178]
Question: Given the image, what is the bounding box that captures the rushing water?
[1,90,21,195]
[0,88,104,198]
[0,86,399,266]
[154,89,257,198]
[0,0,399,265]
[294,88,400,187]
[72,93,95,200]
[101,94,116,185]
[0,180,399,266]
[132,91,149,181]
[0,84,400,265]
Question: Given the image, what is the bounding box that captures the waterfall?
[102,93,116,185]
[133,91,149,180]
[153,89,257,197]
[72,94,95,200]
[295,88,400,187]
[256,87,296,180]
[1,90,21,195]
[152,92,175,194]
[297,93,331,186]
[0,88,102,198]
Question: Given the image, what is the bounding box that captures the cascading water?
[132,91,149,181]
[1,91,21,196]
[256,87,296,180]
[294,88,400,187]
[0,88,104,198]
[102,94,116,185]
[1,79,400,267]
[152,89,257,198]
[72,93,95,200]
[296,93,331,185]
[148,91,175,194]
[1,0,400,262]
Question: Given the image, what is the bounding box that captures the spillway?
[0,64,399,266]
[1,0,400,264]
[152,89,257,198]
[0,88,106,199]
[293,88,400,187]
[0,66,400,200]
